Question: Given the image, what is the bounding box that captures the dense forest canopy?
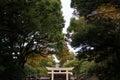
[67,0,120,80]
[0,0,64,80]
[1,0,120,80]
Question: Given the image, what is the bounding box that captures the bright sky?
[60,0,74,34]
[60,0,77,53]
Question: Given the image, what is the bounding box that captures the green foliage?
[37,56,55,76]
[68,17,95,47]
[0,0,64,79]
[0,0,64,66]
[63,58,96,79]
[71,0,120,17]
[68,0,120,79]
[63,58,81,78]
[24,64,37,76]
[68,17,120,79]
[56,42,73,66]
[26,55,55,76]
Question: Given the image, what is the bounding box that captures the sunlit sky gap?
[53,0,76,63]
[60,0,78,53]
[60,0,74,34]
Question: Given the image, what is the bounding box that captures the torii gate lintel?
[46,67,74,80]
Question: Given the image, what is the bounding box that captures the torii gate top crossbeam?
[46,67,74,71]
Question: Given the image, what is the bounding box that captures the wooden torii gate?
[46,67,74,80]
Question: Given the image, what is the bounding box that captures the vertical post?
[51,70,54,80]
[66,70,69,80]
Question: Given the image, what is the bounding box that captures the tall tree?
[68,0,120,79]
[56,42,72,66]
[0,0,64,66]
[0,0,64,79]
